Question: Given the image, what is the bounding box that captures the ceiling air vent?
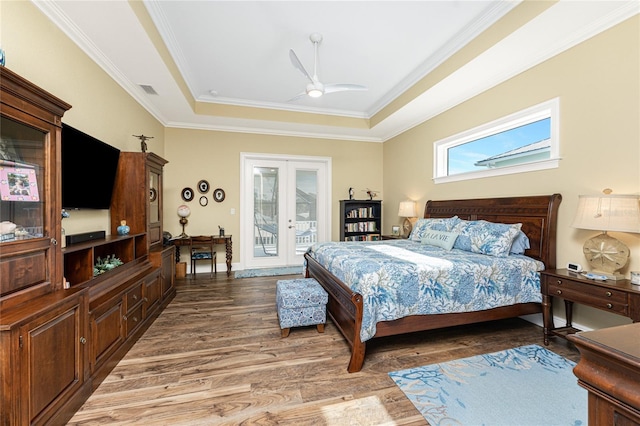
[139,84,158,95]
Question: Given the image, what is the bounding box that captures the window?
[434,98,560,183]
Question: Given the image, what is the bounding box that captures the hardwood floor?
[68,273,580,425]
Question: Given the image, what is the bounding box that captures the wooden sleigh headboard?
[424,194,562,269]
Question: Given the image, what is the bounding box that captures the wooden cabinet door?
[160,247,175,297]
[144,271,162,319]
[90,296,125,374]
[19,294,86,425]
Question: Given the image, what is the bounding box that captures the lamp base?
[582,232,629,281]
[402,218,413,238]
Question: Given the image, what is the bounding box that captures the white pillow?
[421,230,459,250]
[409,216,460,241]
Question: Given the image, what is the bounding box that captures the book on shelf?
[345,221,377,233]
[346,206,376,219]
[345,234,380,242]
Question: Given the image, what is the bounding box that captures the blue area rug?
[389,344,586,425]
[234,266,304,279]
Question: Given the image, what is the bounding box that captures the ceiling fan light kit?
[289,33,367,101]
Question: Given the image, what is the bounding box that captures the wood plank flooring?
[68,273,581,425]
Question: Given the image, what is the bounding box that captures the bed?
[304,194,562,372]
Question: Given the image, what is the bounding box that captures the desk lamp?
[398,201,417,238]
[177,204,191,238]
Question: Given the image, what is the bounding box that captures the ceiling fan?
[288,33,367,101]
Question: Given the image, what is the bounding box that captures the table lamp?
[571,189,640,280]
[398,200,417,238]
[177,204,191,238]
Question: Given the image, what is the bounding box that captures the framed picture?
[0,166,40,202]
[197,179,209,194]
[391,225,400,236]
[213,188,225,202]
[181,187,194,202]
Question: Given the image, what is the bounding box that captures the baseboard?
[520,313,594,333]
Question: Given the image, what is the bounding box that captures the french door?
[240,153,331,269]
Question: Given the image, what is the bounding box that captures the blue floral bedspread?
[306,239,544,342]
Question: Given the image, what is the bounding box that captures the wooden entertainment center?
[0,67,175,424]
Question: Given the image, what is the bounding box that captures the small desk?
[568,324,640,425]
[172,235,232,276]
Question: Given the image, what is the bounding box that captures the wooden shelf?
[63,233,148,287]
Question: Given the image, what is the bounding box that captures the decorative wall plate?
[213,188,225,202]
[197,179,209,194]
[199,196,208,206]
[181,187,194,202]
[149,187,157,202]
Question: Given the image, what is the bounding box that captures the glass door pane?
[149,171,160,223]
[0,116,46,243]
[293,169,317,256]
[253,166,279,258]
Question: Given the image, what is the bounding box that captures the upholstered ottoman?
[276,278,328,337]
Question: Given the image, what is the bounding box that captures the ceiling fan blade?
[324,83,368,94]
[286,92,308,102]
[289,49,314,83]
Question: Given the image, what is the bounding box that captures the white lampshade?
[571,194,640,233]
[398,201,417,218]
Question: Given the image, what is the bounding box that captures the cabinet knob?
[51,238,58,246]
[80,337,87,345]
[123,315,127,321]
[143,297,148,303]
[132,316,138,323]
[606,303,613,309]
[132,294,138,300]
[605,291,612,297]
[556,280,562,285]
[556,290,562,295]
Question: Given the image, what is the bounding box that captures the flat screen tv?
[61,123,121,210]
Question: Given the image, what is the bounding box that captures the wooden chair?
[189,236,217,279]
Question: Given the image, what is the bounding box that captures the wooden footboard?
[305,254,366,372]
[306,194,561,373]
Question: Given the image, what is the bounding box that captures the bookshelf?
[339,200,382,241]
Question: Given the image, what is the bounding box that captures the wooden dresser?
[568,323,640,425]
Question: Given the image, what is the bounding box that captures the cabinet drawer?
[124,303,143,336]
[125,283,143,310]
[548,279,628,315]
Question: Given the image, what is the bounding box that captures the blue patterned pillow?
[409,216,460,241]
[452,220,522,257]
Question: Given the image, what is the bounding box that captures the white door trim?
[239,152,332,271]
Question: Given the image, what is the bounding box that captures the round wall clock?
[213,188,225,202]
[181,187,194,202]
[197,179,210,194]
[199,196,208,206]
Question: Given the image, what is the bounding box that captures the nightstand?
[540,269,640,345]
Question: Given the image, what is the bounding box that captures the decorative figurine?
[349,187,354,200]
[365,189,379,200]
[133,134,154,153]
[117,220,130,235]
[219,226,225,237]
